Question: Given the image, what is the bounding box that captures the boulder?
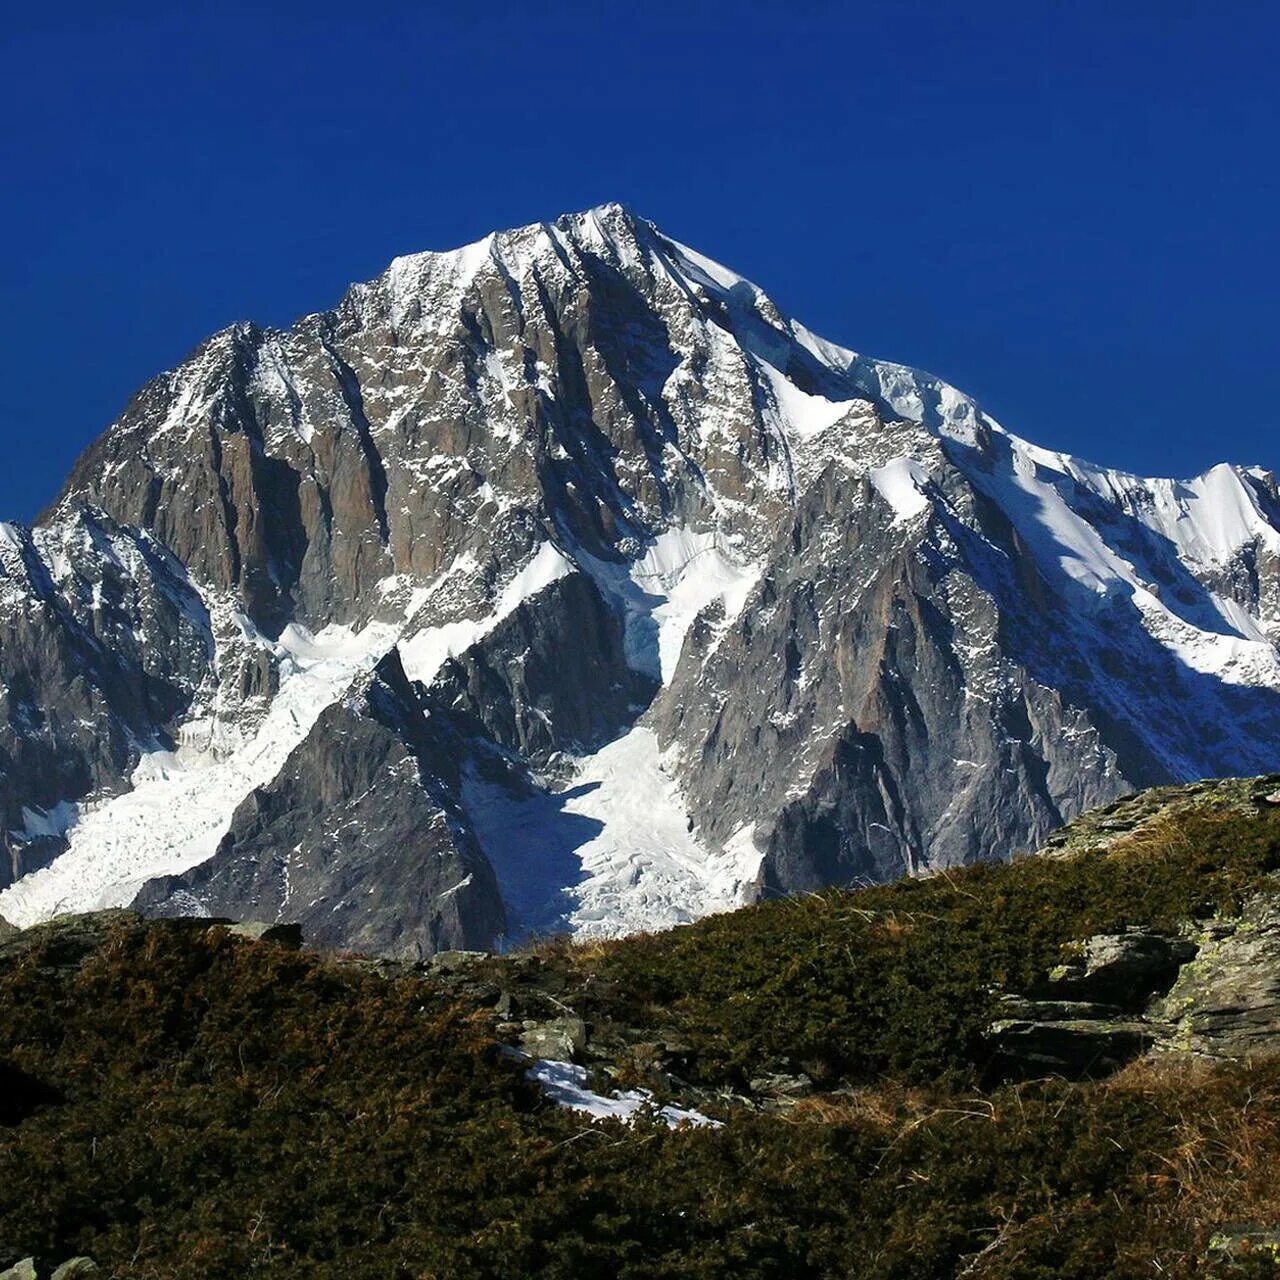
[1153,898,1280,1059]
[226,921,303,949]
[985,1015,1156,1080]
[1031,929,1197,1009]
[0,1260,36,1280]
[748,1071,814,1100]
[519,1016,588,1062]
[1204,1226,1280,1271]
[52,1262,100,1279]
[428,950,489,975]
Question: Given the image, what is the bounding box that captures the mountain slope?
[3,203,1280,954]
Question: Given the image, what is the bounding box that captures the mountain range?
[4,202,1280,958]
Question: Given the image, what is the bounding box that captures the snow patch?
[868,457,933,524]
[526,1058,720,1129]
[578,528,759,682]
[465,727,762,941]
[399,541,575,686]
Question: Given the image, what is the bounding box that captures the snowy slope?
[0,619,399,925]
[465,726,761,942]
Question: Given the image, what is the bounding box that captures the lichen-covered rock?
[50,1261,100,1279]
[985,927,1198,1077]
[1205,1227,1280,1272]
[985,1013,1157,1080]
[1031,929,1197,1008]
[520,1016,589,1063]
[1153,898,1280,1059]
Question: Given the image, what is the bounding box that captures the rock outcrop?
[1153,899,1280,1059]
[134,651,506,960]
[986,886,1280,1078]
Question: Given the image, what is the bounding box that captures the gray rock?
[429,573,656,764]
[0,1260,36,1280]
[985,1016,1157,1080]
[429,950,489,975]
[134,651,506,960]
[51,1261,100,1279]
[1153,898,1280,1059]
[748,1072,814,1099]
[984,902,1280,1076]
[520,1016,588,1062]
[984,927,1200,1078]
[1204,1226,1280,1270]
[1031,929,1198,1009]
[226,921,303,948]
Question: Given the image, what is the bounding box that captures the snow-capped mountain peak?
[3,207,1279,957]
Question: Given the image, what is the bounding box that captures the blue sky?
[2,1,1277,522]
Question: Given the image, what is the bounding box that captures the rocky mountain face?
[4,203,1280,957]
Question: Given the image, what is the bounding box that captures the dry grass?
[1103,812,1198,863]
[1102,1056,1280,1275]
[785,1082,940,1131]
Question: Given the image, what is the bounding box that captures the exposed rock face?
[0,513,211,885]
[429,573,655,764]
[986,883,1280,1078]
[1031,930,1198,1007]
[4,204,1280,954]
[134,651,505,960]
[1153,900,1280,1059]
[985,928,1197,1079]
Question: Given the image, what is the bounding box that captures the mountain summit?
[3,204,1280,956]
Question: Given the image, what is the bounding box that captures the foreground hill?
[4,779,1280,1277]
[5,205,1280,955]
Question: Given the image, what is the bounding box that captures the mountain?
[3,203,1280,957]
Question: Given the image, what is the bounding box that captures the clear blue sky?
[3,1,1277,522]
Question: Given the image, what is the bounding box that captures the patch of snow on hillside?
[526,1058,720,1129]
[951,435,1280,689]
[0,619,398,926]
[577,528,758,682]
[755,359,856,445]
[1136,594,1280,687]
[869,458,933,523]
[628,529,760,682]
[400,541,575,685]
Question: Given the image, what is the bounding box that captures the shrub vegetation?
[2,800,1280,1276]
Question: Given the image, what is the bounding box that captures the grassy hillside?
[4,779,1280,1277]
